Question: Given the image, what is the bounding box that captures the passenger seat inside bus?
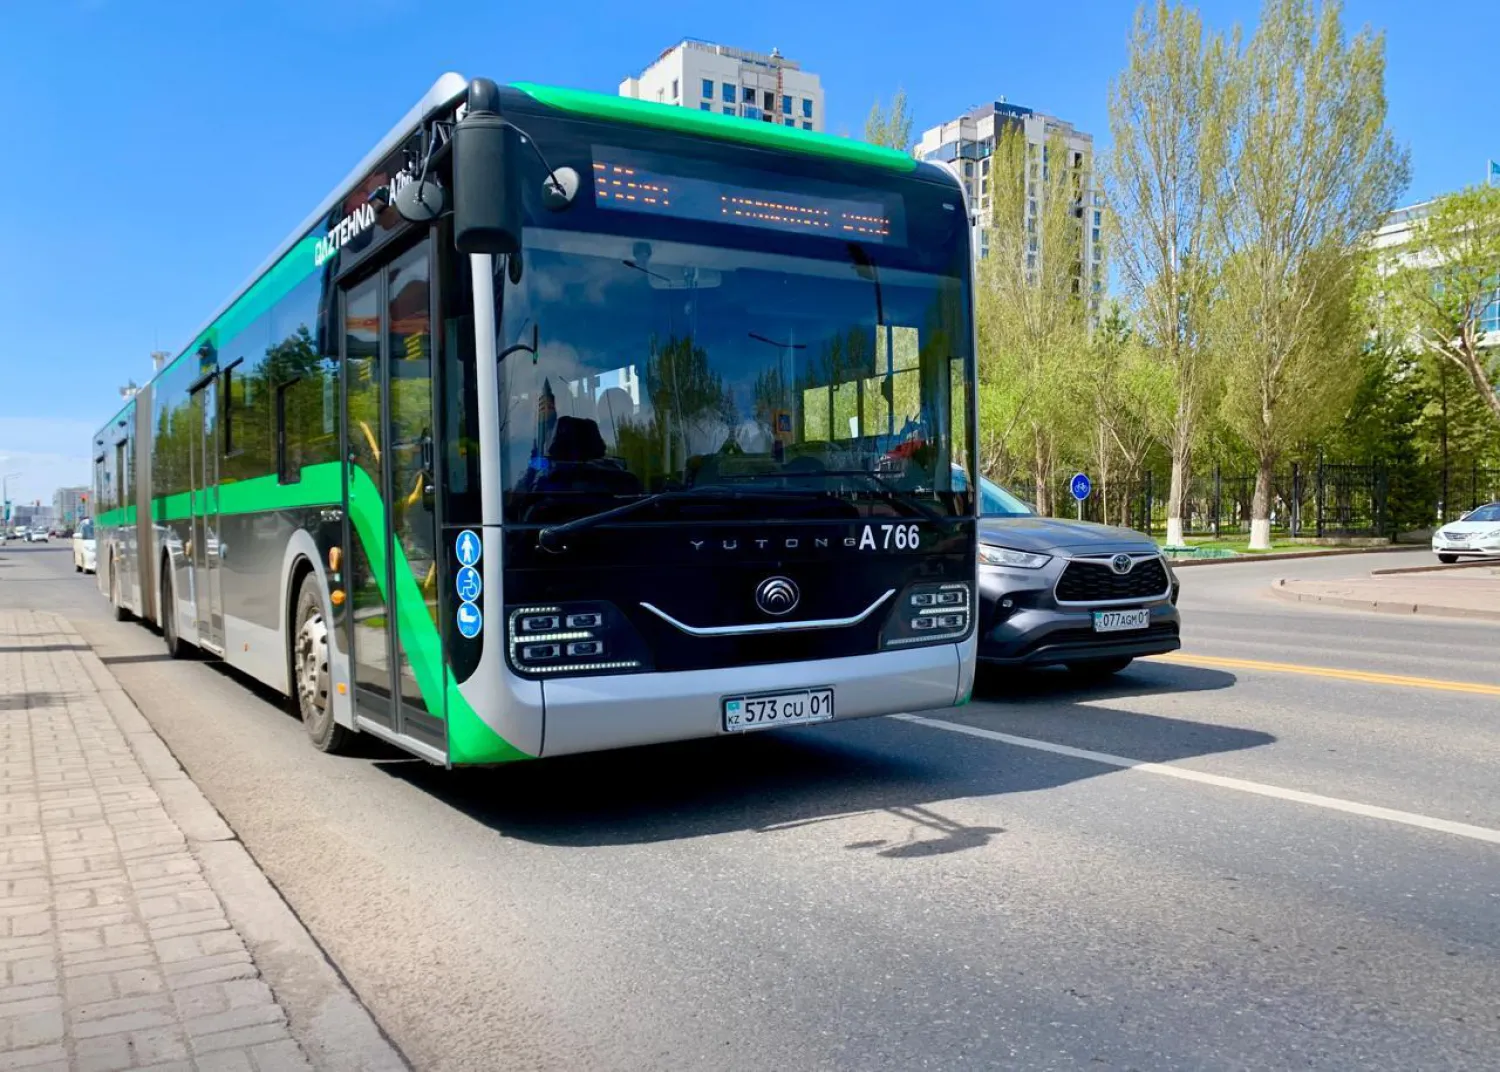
[536,416,641,495]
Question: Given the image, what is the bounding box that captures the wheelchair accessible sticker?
[454,530,483,638]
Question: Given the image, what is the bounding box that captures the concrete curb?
[1371,559,1500,576]
[1169,545,1427,568]
[1268,579,1500,622]
[64,619,409,1072]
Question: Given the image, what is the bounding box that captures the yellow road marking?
[1148,652,1500,697]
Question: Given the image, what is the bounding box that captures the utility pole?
[1,471,21,527]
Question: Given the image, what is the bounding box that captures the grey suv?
[971,475,1181,677]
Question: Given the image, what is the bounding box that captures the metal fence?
[1016,459,1500,539]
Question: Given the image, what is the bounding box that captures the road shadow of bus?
[376,661,1262,852]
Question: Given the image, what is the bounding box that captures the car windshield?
[496,229,973,525]
[1459,504,1500,523]
[950,467,1034,517]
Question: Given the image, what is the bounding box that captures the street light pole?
[1,472,20,527]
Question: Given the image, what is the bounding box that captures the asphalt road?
[5,542,1498,1070]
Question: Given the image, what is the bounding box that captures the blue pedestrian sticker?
[456,601,482,639]
[455,529,482,567]
[455,565,482,603]
[1070,473,1092,502]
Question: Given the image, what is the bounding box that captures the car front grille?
[1055,557,1170,604]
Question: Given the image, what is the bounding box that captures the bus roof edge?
[155,73,469,386]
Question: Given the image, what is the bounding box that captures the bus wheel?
[292,579,350,754]
[111,563,131,622]
[161,570,189,659]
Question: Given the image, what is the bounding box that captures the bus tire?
[161,566,189,659]
[291,577,350,754]
[110,561,131,622]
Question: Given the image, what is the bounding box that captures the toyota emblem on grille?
[1110,554,1135,575]
[755,576,800,616]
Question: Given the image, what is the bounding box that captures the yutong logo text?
[690,524,922,553]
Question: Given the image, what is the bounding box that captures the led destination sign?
[591,154,905,245]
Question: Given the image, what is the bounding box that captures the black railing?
[1003,459,1498,539]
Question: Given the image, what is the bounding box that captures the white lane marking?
[891,714,1500,846]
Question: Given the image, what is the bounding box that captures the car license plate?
[723,689,834,733]
[1447,541,1468,549]
[1093,609,1150,633]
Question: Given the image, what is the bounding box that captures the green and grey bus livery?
[93,74,980,766]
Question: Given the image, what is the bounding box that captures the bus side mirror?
[453,78,521,256]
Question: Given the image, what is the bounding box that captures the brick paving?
[0,609,312,1071]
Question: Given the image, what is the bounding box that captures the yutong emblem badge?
[1110,554,1134,575]
[755,577,800,616]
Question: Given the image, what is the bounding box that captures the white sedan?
[73,520,97,573]
[1432,503,1500,563]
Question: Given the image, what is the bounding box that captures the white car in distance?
[72,520,96,573]
[1431,502,1500,563]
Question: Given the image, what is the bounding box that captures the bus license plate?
[1093,609,1150,633]
[723,689,835,733]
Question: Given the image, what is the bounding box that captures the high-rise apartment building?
[619,40,824,133]
[54,485,89,527]
[916,100,1104,318]
[1373,199,1500,345]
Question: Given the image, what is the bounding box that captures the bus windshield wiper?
[536,486,807,552]
[763,470,957,528]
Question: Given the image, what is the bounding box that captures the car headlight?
[978,545,1052,569]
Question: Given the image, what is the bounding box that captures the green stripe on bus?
[163,233,324,381]
[343,465,530,765]
[510,82,919,174]
[106,461,527,765]
[95,506,136,528]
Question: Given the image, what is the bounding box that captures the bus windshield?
[496,229,973,525]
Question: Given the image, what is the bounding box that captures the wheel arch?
[277,529,350,728]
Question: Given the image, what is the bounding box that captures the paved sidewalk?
[1270,567,1500,621]
[0,610,398,1071]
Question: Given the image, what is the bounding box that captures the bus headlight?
[505,602,649,676]
[881,582,972,648]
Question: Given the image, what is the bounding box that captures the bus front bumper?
[538,639,974,757]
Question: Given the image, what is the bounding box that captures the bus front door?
[341,243,443,752]
[188,377,223,651]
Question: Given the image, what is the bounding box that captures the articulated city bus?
[92,74,979,765]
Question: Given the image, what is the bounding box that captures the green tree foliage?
[1081,302,1173,525]
[1211,0,1409,548]
[1385,185,1500,427]
[976,126,1090,513]
[617,334,734,486]
[1107,0,1231,544]
[864,88,913,152]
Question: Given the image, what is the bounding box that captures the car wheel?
[1437,554,1458,564]
[1067,656,1133,679]
[292,578,351,754]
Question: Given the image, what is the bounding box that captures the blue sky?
[1,0,1493,505]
